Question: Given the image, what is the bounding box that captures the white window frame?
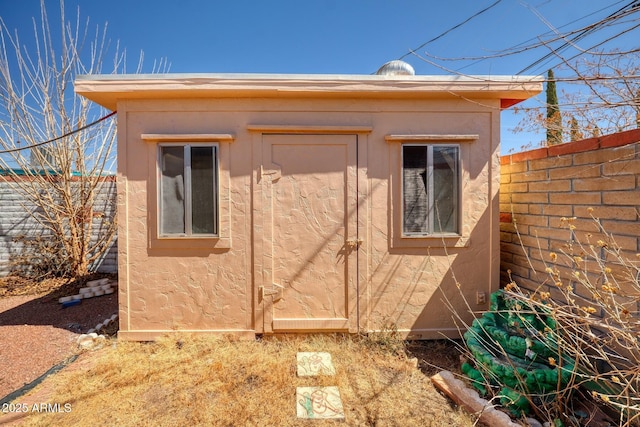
[401,143,461,237]
[386,134,476,249]
[157,142,219,238]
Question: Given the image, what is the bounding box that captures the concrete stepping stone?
[296,352,336,377]
[296,386,345,420]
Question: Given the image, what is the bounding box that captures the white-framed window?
[402,144,460,236]
[158,143,218,237]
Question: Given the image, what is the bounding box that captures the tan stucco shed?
[76,72,541,341]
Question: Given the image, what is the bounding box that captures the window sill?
[402,233,460,238]
[158,234,219,239]
[149,236,231,250]
[391,235,470,249]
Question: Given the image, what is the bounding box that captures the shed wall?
[117,96,501,340]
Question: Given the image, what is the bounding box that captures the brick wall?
[500,129,640,295]
[0,178,117,276]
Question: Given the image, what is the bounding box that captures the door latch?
[259,283,284,301]
[346,238,363,249]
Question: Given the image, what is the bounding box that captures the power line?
[0,111,117,155]
[419,15,639,65]
[456,0,630,69]
[517,0,640,74]
[543,21,640,74]
[410,48,640,84]
[395,0,639,83]
[505,1,629,55]
[429,2,640,73]
[398,0,502,61]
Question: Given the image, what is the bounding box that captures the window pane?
[432,146,458,233]
[403,146,428,234]
[190,147,216,234]
[160,146,185,234]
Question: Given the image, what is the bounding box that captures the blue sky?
[1,0,637,153]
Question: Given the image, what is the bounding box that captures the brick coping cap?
[501,128,640,165]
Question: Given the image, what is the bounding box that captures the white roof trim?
[75,73,543,110]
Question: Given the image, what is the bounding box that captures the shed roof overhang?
[75,73,542,111]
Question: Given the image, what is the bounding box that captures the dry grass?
[19,333,475,427]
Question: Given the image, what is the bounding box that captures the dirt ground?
[0,276,118,399]
[0,276,475,426]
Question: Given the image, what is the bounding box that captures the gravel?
[0,292,117,399]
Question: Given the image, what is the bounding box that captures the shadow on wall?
[0,180,118,277]
[0,207,45,278]
[370,203,493,338]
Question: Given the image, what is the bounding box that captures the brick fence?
[499,128,640,298]
[0,178,117,276]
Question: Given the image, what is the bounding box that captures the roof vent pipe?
[375,60,415,76]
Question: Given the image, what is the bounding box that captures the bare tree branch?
[0,0,168,278]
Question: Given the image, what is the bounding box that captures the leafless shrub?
[0,0,167,278]
[449,215,640,426]
[9,234,72,279]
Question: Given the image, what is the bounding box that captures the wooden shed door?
[257,134,358,333]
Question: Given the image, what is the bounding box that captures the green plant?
[446,213,640,426]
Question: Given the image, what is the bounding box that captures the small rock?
[77,332,107,350]
[77,334,95,349]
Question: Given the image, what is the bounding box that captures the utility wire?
[394,0,638,81]
[517,0,640,74]
[398,0,502,61]
[0,111,117,155]
[455,0,629,71]
[543,20,640,73]
[410,47,640,84]
[422,6,637,64]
